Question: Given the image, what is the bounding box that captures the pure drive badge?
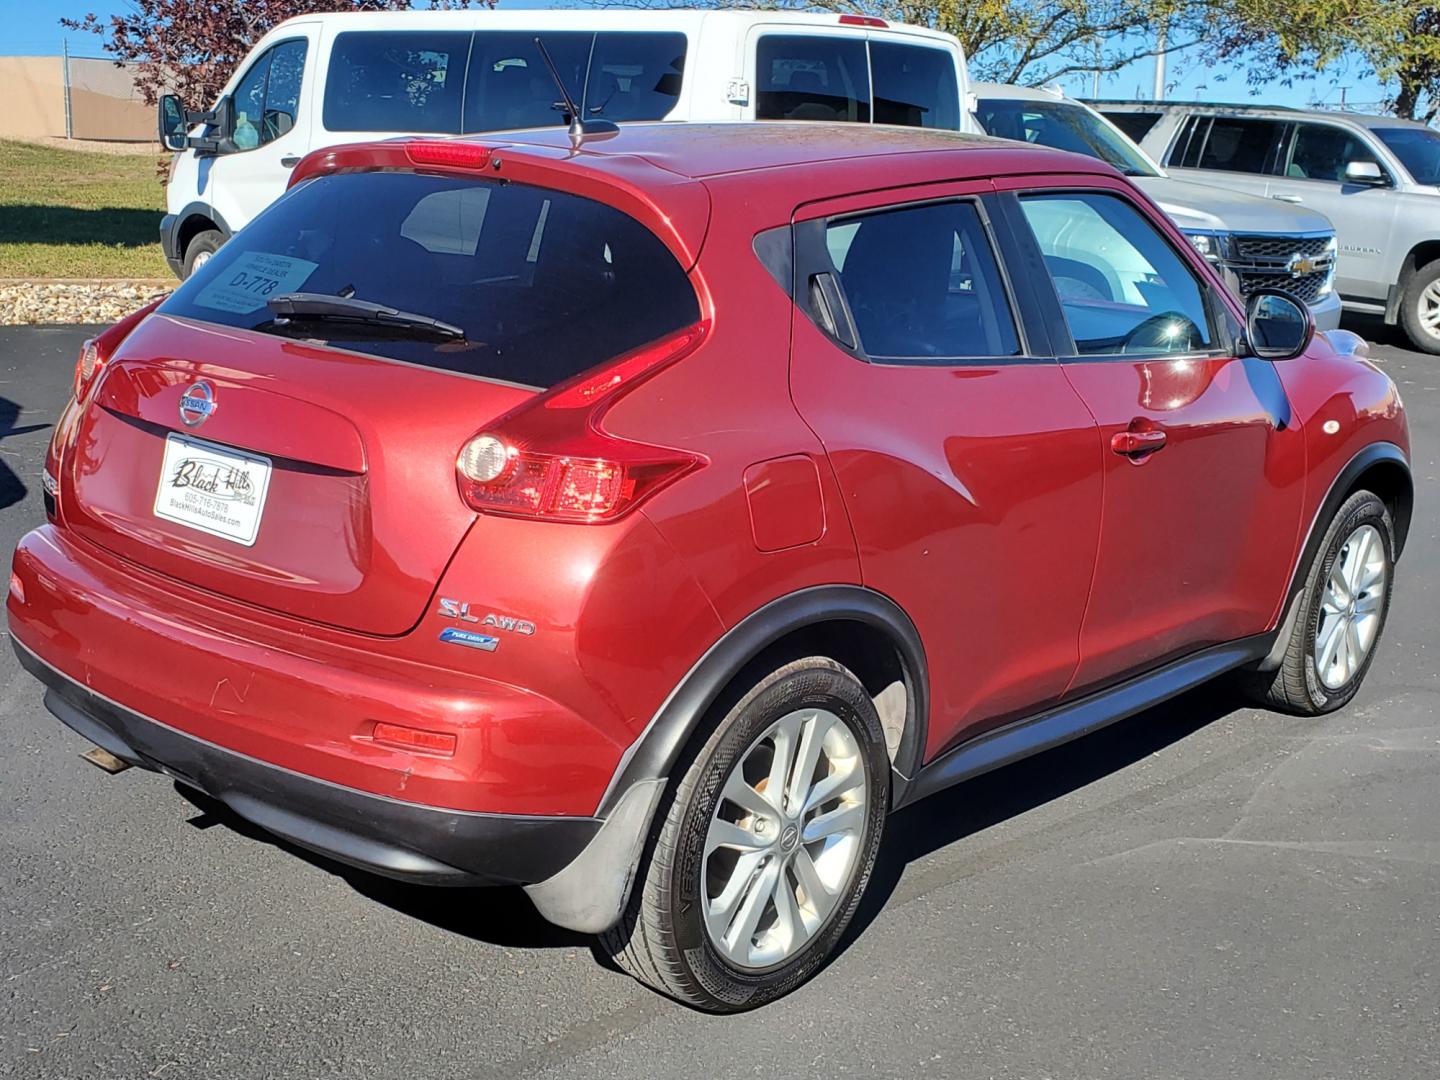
[439,628,500,652]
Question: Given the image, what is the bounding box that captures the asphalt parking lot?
[1,321,1435,1079]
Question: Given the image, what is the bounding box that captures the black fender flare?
[1261,440,1412,670]
[164,202,232,260]
[596,584,930,816]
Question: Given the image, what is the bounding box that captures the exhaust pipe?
[81,746,132,774]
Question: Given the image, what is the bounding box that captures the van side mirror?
[1344,160,1387,186]
[1244,289,1314,360]
[158,94,236,156]
[158,94,188,151]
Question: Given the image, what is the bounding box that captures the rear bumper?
[14,637,599,886]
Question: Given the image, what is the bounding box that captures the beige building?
[0,54,153,142]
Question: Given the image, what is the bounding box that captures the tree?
[593,0,1219,86]
[1215,0,1440,121]
[62,0,489,112]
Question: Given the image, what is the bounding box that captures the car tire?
[1399,258,1440,354]
[601,656,890,1012]
[1248,490,1395,715]
[181,228,224,279]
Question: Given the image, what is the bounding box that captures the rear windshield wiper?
[266,293,465,340]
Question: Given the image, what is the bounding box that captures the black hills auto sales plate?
[153,433,272,546]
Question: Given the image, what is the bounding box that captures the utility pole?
[1153,23,1167,101]
[62,37,73,139]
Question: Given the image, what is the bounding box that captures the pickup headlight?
[1184,230,1232,264]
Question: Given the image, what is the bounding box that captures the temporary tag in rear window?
[193,251,318,314]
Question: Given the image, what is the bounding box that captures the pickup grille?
[1226,233,1335,305]
[1233,234,1333,261]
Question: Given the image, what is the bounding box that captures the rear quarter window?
[159,172,700,389]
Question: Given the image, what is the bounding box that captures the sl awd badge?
[437,598,536,651]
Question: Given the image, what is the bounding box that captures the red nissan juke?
[9,124,1411,1011]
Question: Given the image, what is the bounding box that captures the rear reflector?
[838,14,888,26]
[406,141,493,169]
[372,722,457,756]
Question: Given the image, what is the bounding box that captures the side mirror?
[1244,289,1314,361]
[158,94,188,152]
[1344,160,1387,186]
[159,95,236,156]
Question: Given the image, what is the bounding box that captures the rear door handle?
[1271,194,1302,203]
[280,155,301,168]
[1111,429,1167,457]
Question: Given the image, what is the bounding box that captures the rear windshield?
[323,30,687,133]
[159,171,700,389]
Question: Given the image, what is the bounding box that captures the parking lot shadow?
[0,396,51,511]
[173,682,1246,959]
[0,205,162,249]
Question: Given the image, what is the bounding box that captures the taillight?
[73,297,164,400]
[456,323,709,523]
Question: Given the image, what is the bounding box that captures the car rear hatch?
[60,154,706,636]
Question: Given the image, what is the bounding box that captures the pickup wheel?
[601,657,889,1012]
[1250,490,1395,715]
[181,228,224,279]
[1399,258,1440,354]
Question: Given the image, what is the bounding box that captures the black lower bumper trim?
[14,639,600,887]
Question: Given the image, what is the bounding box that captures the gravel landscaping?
[0,281,171,326]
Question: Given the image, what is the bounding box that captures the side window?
[1019,192,1217,357]
[756,35,870,123]
[230,50,274,151]
[1194,117,1286,174]
[585,33,687,122]
[1172,115,1208,167]
[869,43,958,130]
[1104,111,1161,142]
[1286,123,1385,182]
[827,201,1020,361]
[262,40,307,144]
[464,32,591,133]
[324,31,470,134]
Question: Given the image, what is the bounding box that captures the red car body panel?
[8,124,1412,900]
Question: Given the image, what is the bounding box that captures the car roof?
[1087,100,1433,131]
[268,7,960,46]
[477,121,1102,181]
[972,82,1071,103]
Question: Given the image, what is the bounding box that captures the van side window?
[756,36,870,123]
[827,201,1020,361]
[232,39,310,150]
[584,33,687,122]
[1019,192,1216,357]
[1286,123,1385,182]
[870,43,958,129]
[324,31,471,133]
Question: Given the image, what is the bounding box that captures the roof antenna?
[532,36,619,146]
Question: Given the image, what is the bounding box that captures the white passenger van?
[158,10,975,278]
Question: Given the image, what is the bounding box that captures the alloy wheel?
[1314,523,1387,690]
[1419,279,1440,340]
[701,708,869,970]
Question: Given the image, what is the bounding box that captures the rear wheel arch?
[597,586,930,818]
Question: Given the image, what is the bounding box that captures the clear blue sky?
[0,0,1392,110]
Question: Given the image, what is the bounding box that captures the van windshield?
[323,30,687,134]
[159,172,700,389]
[975,98,1160,177]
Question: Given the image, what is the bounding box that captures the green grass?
[0,139,170,279]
